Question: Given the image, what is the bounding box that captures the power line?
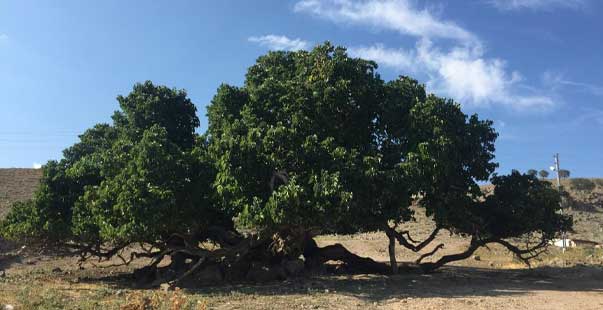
[0,132,81,136]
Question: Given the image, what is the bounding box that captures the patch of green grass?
[15,286,66,310]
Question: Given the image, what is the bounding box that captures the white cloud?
[294,0,479,46]
[293,0,554,109]
[488,0,587,11]
[33,163,42,169]
[248,35,311,51]
[348,44,416,71]
[351,39,553,109]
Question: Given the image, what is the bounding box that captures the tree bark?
[386,229,398,274]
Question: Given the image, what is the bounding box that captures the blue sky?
[1,0,601,177]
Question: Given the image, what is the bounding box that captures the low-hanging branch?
[419,237,486,272]
[419,235,551,272]
[387,227,441,252]
[63,241,164,269]
[494,238,549,267]
[415,243,444,264]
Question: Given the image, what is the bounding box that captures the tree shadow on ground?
[0,254,22,271]
[80,264,603,303]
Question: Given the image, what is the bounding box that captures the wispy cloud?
[295,0,554,109]
[487,0,587,11]
[494,119,521,141]
[294,0,478,46]
[0,34,8,41]
[542,71,603,96]
[33,163,42,169]
[571,108,603,127]
[584,110,603,126]
[248,35,311,51]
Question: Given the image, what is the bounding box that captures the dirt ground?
[1,230,602,310]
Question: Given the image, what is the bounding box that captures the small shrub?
[120,289,206,310]
[16,287,65,310]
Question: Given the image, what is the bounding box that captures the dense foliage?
[2,82,222,250]
[1,43,571,278]
[207,44,417,234]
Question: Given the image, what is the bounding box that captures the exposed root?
[304,238,390,274]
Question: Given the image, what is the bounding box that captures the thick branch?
[420,237,487,272]
[398,230,419,244]
[415,243,444,264]
[388,227,440,252]
[304,241,390,274]
[387,231,398,274]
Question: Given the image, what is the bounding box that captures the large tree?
[1,82,224,280]
[2,44,571,284]
[206,43,571,274]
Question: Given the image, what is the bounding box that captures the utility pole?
[552,153,566,252]
[554,153,561,190]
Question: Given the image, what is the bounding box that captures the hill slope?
[558,178,603,243]
[0,168,43,219]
